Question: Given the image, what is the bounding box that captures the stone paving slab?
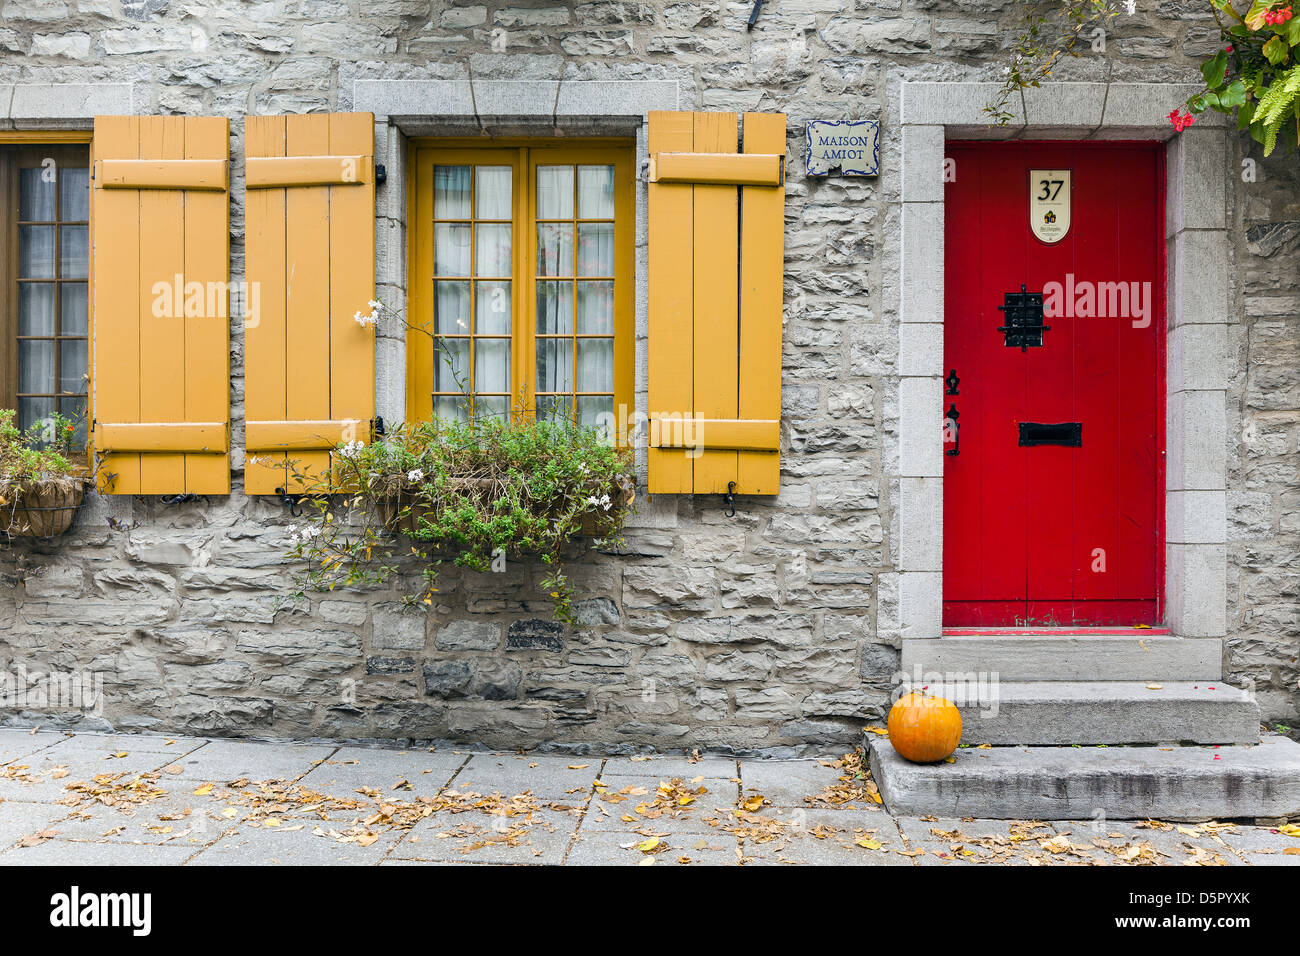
[566,827,739,866]
[392,812,576,865]
[0,800,71,849]
[168,740,338,784]
[738,759,847,808]
[296,747,465,800]
[42,734,201,757]
[0,731,68,765]
[452,753,602,799]
[0,838,196,866]
[188,823,404,866]
[53,792,247,846]
[1219,826,1300,865]
[601,754,738,779]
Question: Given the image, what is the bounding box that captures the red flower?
[1226,44,1233,52]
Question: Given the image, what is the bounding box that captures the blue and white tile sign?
[805,119,879,177]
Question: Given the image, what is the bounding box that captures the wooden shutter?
[647,111,785,495]
[91,116,231,495]
[244,113,376,494]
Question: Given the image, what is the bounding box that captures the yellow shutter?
[244,113,376,494]
[647,111,785,496]
[91,115,231,495]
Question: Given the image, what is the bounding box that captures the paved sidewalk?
[0,729,1296,866]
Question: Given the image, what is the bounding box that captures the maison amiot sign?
[806,119,879,177]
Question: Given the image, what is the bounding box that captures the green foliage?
[1187,1,1300,155]
[284,414,635,626]
[0,408,83,485]
[986,0,1121,125]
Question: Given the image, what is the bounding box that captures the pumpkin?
[887,691,962,763]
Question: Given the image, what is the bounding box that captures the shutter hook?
[160,493,205,506]
[274,486,305,518]
[724,481,737,518]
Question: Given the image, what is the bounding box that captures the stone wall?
[0,0,1295,750]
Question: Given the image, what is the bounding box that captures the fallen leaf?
[193,783,214,796]
[1146,683,1164,690]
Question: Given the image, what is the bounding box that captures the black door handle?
[945,403,960,456]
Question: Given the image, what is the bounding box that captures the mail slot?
[1018,422,1082,447]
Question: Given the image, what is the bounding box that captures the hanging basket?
[0,476,88,539]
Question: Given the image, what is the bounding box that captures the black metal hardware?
[1018,421,1082,447]
[160,493,204,506]
[944,403,960,456]
[997,284,1050,350]
[746,0,764,30]
[274,486,305,518]
[372,415,386,438]
[945,368,960,395]
[375,164,387,185]
[724,481,737,517]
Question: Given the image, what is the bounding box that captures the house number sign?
[1029,169,1071,244]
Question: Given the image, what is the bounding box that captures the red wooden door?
[942,142,1164,627]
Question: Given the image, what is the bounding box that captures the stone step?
[867,735,1300,821]
[901,636,1222,682]
[913,681,1260,745]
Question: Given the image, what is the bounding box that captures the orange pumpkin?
[887,691,962,763]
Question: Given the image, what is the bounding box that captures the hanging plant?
[280,303,636,625]
[0,409,91,540]
[1181,1,1299,155]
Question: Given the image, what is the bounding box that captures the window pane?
[576,280,613,334]
[432,337,469,393]
[475,166,512,219]
[60,165,90,221]
[19,284,56,336]
[578,165,615,219]
[475,280,511,335]
[59,339,88,395]
[58,396,89,447]
[434,166,471,218]
[434,281,470,334]
[474,223,511,277]
[434,223,471,276]
[19,167,56,221]
[536,165,574,219]
[61,224,89,278]
[474,396,508,421]
[576,395,614,432]
[576,223,614,276]
[537,395,572,423]
[19,225,56,278]
[536,280,572,335]
[536,338,573,394]
[19,396,55,434]
[576,338,613,392]
[61,283,88,335]
[434,394,467,421]
[536,223,573,276]
[19,339,55,393]
[474,338,510,394]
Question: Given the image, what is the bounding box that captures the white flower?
[1124,0,1135,13]
[586,495,599,507]
[368,299,382,310]
[338,440,364,459]
[599,494,612,511]
[407,469,425,482]
[354,309,377,329]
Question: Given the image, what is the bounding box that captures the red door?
[943,142,1164,627]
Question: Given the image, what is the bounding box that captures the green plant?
[0,409,83,484]
[986,0,1122,126]
[283,410,635,626]
[1181,1,1300,155]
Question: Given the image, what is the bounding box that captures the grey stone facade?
[0,0,1295,750]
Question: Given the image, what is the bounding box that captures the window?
[0,145,91,446]
[408,141,634,438]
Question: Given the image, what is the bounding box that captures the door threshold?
[941,626,1173,637]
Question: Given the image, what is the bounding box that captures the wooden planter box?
[0,477,88,539]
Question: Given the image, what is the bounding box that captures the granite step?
[901,635,1222,682]
[919,680,1260,746]
[867,735,1300,822]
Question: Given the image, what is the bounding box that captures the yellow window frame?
[407,138,635,441]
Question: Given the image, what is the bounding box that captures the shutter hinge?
[375,164,387,185]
